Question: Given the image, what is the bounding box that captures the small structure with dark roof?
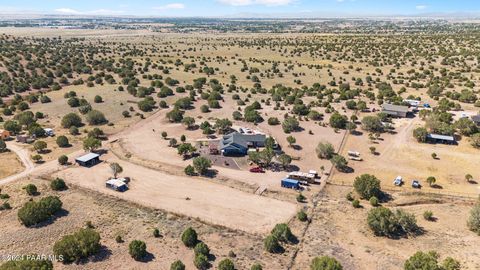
[75,153,100,167]
[382,104,409,118]
[426,134,456,145]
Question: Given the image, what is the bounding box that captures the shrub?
[468,202,480,234]
[423,210,434,221]
[24,184,37,196]
[61,113,83,128]
[193,157,212,175]
[58,155,68,165]
[271,223,294,243]
[51,178,67,191]
[310,256,343,270]
[267,117,280,125]
[170,260,186,270]
[296,193,306,203]
[316,141,335,159]
[282,117,299,133]
[53,228,101,264]
[153,228,160,238]
[297,210,308,222]
[194,242,210,257]
[181,227,198,247]
[218,259,235,270]
[264,234,281,253]
[369,196,379,207]
[0,257,53,270]
[94,95,103,103]
[367,207,397,237]
[404,251,440,270]
[18,196,62,227]
[115,235,123,243]
[129,240,147,261]
[251,263,263,270]
[352,199,360,208]
[353,174,381,200]
[194,253,209,270]
[329,112,348,129]
[56,136,69,147]
[86,110,107,125]
[184,165,195,176]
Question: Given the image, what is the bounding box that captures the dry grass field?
[0,151,24,179]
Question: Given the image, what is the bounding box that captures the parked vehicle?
[393,176,403,186]
[412,180,421,189]
[249,167,265,173]
[423,103,431,108]
[347,151,360,157]
[281,179,300,190]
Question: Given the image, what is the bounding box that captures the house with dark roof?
[426,134,456,145]
[219,132,266,156]
[382,104,409,118]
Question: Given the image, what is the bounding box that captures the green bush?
[369,196,379,207]
[24,184,38,196]
[56,136,69,147]
[129,240,147,261]
[218,258,235,270]
[423,211,434,221]
[153,228,160,238]
[181,227,198,248]
[352,199,360,208]
[468,202,480,234]
[0,257,53,270]
[353,174,381,200]
[310,256,343,270]
[51,178,67,191]
[264,234,281,253]
[194,253,209,270]
[251,263,263,270]
[271,223,294,243]
[170,260,186,270]
[194,242,210,257]
[53,228,101,264]
[61,113,83,128]
[58,155,68,165]
[297,210,308,222]
[17,196,62,227]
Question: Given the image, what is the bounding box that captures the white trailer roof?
[76,153,100,162]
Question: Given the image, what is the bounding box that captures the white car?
[393,176,403,186]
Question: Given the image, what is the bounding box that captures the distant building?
[426,134,456,145]
[16,134,34,144]
[0,129,10,140]
[382,104,409,118]
[75,153,100,167]
[219,132,267,156]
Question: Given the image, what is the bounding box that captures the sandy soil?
[0,151,24,179]
[292,185,480,270]
[334,114,480,197]
[0,178,296,270]
[54,152,298,234]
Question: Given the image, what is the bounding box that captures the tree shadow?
[89,245,112,263]
[468,180,478,184]
[137,252,155,263]
[292,145,303,151]
[431,184,443,189]
[351,130,363,136]
[33,209,70,228]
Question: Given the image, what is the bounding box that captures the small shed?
[382,104,409,118]
[106,179,128,192]
[16,134,34,144]
[426,134,456,145]
[75,153,100,167]
[0,129,10,140]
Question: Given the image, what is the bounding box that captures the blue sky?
[0,0,479,17]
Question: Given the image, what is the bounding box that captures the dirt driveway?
[55,154,298,234]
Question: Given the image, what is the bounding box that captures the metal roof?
[75,153,100,162]
[106,179,127,187]
[382,104,409,113]
[282,178,300,184]
[427,134,455,141]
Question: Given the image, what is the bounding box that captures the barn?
[382,104,409,118]
[75,153,101,167]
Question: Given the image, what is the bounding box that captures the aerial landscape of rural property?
[2,0,480,269]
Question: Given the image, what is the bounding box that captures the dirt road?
[0,142,35,185]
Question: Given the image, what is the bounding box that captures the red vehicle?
[249,167,265,173]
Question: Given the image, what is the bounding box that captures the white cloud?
[54,8,124,15]
[218,0,295,6]
[54,8,81,14]
[416,5,428,10]
[153,3,186,10]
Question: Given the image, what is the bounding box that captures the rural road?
[0,142,36,185]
